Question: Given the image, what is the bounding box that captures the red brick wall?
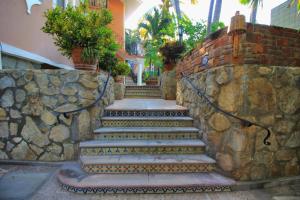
[176,24,300,77]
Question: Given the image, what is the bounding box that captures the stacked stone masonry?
[176,24,300,77]
[177,65,300,181]
[0,69,114,161]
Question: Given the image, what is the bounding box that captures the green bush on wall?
[111,62,131,77]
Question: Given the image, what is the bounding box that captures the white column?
[137,62,142,86]
[0,48,2,70]
[64,0,69,8]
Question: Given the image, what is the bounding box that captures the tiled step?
[58,166,235,194]
[104,109,189,117]
[80,154,216,173]
[94,127,200,140]
[101,117,194,127]
[80,139,205,155]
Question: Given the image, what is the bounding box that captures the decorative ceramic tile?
[82,163,215,173]
[102,120,193,127]
[80,146,204,156]
[104,110,189,117]
[61,184,232,194]
[95,133,199,140]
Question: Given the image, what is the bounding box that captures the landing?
[106,98,186,111]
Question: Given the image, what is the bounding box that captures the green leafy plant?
[211,21,225,33]
[179,15,207,52]
[111,62,131,77]
[42,0,118,62]
[159,41,185,64]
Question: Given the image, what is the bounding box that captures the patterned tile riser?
[94,133,200,140]
[126,86,160,89]
[60,184,232,194]
[104,110,189,117]
[82,163,215,174]
[80,147,204,156]
[102,120,193,127]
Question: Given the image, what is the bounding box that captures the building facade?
[0,0,142,69]
[271,0,300,30]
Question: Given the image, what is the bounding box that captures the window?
[89,0,107,8]
[53,0,78,8]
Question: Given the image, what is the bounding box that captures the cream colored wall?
[0,0,73,66]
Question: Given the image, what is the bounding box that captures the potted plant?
[42,0,118,71]
[159,41,185,71]
[112,61,131,83]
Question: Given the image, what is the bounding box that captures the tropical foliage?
[207,0,223,34]
[239,0,263,23]
[125,29,141,55]
[42,0,118,62]
[180,15,206,50]
[111,62,131,77]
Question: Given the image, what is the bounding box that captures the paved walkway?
[105,99,186,110]
[0,164,299,200]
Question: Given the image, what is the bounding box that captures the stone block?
[208,113,231,132]
[0,76,15,90]
[49,125,70,142]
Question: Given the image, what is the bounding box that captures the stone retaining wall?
[177,65,300,181]
[2,55,41,70]
[0,69,114,161]
[160,69,177,100]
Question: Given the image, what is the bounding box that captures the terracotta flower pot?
[71,47,98,71]
[114,75,124,84]
[164,63,175,71]
[146,78,158,86]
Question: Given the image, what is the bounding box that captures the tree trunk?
[207,0,215,34]
[172,0,183,43]
[212,0,222,23]
[250,4,258,23]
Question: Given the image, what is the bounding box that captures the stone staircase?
[125,85,161,99]
[58,88,235,194]
[125,76,136,86]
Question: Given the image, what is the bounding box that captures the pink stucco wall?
[0,0,74,66]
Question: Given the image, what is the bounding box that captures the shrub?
[42,0,118,62]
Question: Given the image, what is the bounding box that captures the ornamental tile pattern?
[60,184,232,194]
[95,133,199,140]
[102,120,193,127]
[82,163,215,173]
[104,110,189,117]
[80,146,204,156]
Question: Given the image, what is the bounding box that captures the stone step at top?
[124,95,162,99]
[58,166,236,194]
[124,93,161,97]
[125,88,161,92]
[80,154,216,174]
[101,117,194,127]
[126,86,160,90]
[80,139,205,156]
[104,109,189,117]
[94,127,200,140]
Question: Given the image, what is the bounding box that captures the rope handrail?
[180,72,271,146]
[54,70,111,122]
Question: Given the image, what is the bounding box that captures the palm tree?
[162,0,198,42]
[138,8,174,69]
[240,0,263,23]
[207,0,215,34]
[212,0,222,23]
